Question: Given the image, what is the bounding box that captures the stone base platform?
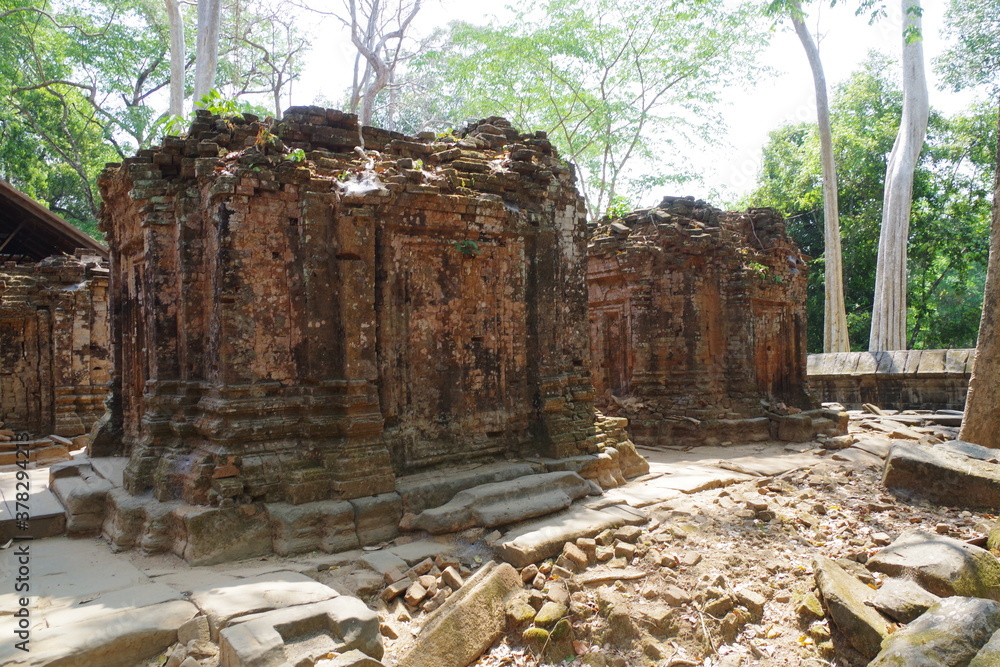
[626,408,848,448]
[37,438,650,566]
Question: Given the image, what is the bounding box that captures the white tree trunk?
[164,0,185,117]
[193,0,223,104]
[789,1,850,353]
[869,0,929,351]
[960,99,1000,448]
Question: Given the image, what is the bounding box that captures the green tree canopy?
[404,0,770,220]
[0,0,308,235]
[747,54,994,352]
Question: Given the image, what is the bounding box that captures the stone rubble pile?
[813,529,1000,666]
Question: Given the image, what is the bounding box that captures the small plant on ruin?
[156,114,187,137]
[285,148,307,162]
[195,89,240,117]
[604,195,633,221]
[744,260,784,284]
[455,239,480,257]
[414,158,424,170]
[253,124,285,155]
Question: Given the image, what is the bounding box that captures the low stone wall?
[806,349,973,411]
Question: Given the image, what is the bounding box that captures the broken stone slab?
[852,437,894,459]
[883,441,1000,509]
[409,471,594,535]
[640,464,754,494]
[49,462,114,535]
[866,529,1000,601]
[189,570,341,640]
[37,581,183,630]
[0,599,198,667]
[601,483,681,508]
[936,440,1000,462]
[495,503,647,569]
[219,596,383,667]
[0,537,150,616]
[867,578,940,624]
[267,499,359,556]
[927,414,964,427]
[395,561,522,667]
[714,453,821,477]
[360,549,410,578]
[351,493,402,546]
[814,555,891,659]
[387,538,457,566]
[395,461,543,515]
[870,597,1000,666]
[173,503,272,565]
[830,447,884,468]
[0,467,67,540]
[969,628,1000,666]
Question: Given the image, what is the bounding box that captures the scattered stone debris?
[4,413,1000,667]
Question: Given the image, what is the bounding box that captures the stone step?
[495,502,647,568]
[407,470,599,535]
[49,460,114,535]
[0,438,70,465]
[395,460,545,515]
[0,466,66,540]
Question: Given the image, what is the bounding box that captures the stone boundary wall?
[807,349,974,411]
[0,252,110,437]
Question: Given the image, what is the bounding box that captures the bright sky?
[293,1,980,207]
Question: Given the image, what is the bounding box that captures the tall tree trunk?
[193,0,223,103]
[960,98,1000,448]
[386,68,397,132]
[164,0,185,117]
[869,0,929,351]
[789,1,850,353]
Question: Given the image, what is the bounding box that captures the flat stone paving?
[0,439,882,666]
[0,467,65,541]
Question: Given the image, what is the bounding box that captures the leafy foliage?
[747,55,994,352]
[407,0,770,220]
[937,0,1000,96]
[0,0,307,235]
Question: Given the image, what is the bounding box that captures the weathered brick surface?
[0,252,110,436]
[587,196,815,447]
[99,108,596,506]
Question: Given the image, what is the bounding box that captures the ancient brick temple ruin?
[1,253,110,438]
[588,196,843,446]
[98,108,601,510]
[1,180,110,440]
